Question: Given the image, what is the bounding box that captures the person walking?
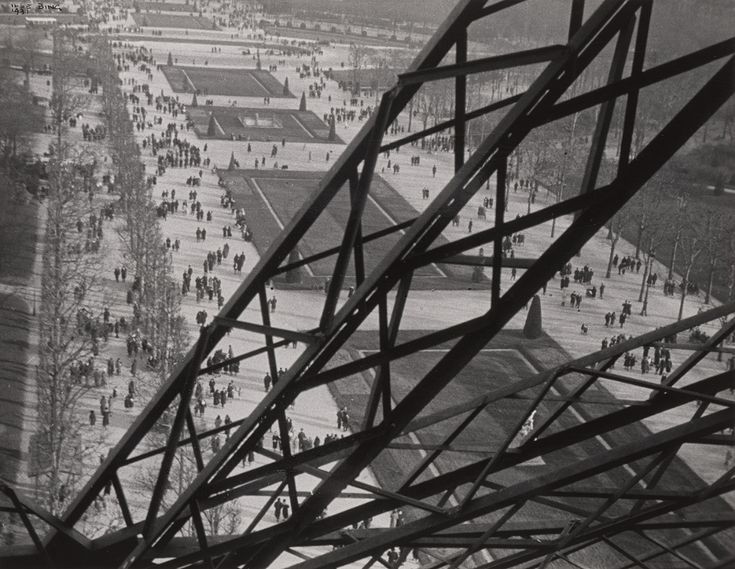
[390,509,399,528]
[274,498,283,521]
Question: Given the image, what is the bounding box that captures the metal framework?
[2,0,734,567]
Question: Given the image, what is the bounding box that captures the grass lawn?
[219,169,485,290]
[131,13,216,29]
[0,294,33,485]
[325,329,733,567]
[162,65,290,98]
[188,106,339,143]
[0,195,39,485]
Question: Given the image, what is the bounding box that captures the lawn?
[131,13,216,29]
[0,194,39,485]
[0,294,33,485]
[188,106,339,143]
[325,330,732,567]
[219,169,484,289]
[162,65,290,98]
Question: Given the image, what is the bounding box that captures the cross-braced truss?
[2,0,735,567]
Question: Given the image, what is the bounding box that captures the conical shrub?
[523,294,543,339]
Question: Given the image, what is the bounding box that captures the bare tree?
[35,145,106,514]
[0,68,43,160]
[387,49,417,130]
[368,49,406,109]
[518,124,558,224]
[50,30,89,149]
[700,211,730,305]
[415,79,454,132]
[529,114,589,234]
[727,231,735,302]
[675,209,705,321]
[624,171,674,261]
[463,73,492,156]
[14,28,43,86]
[715,96,735,141]
[667,194,689,281]
[637,202,670,315]
[605,214,624,279]
[347,42,369,95]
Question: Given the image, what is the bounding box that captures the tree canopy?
[0,69,43,160]
[673,144,735,196]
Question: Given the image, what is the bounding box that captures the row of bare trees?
[35,144,106,515]
[603,170,735,321]
[92,37,241,537]
[94,37,185,357]
[32,30,107,516]
[522,119,734,321]
[509,47,734,321]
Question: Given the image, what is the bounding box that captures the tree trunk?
[705,262,715,304]
[638,253,649,302]
[668,232,680,280]
[678,266,692,321]
[635,216,645,259]
[606,227,619,278]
